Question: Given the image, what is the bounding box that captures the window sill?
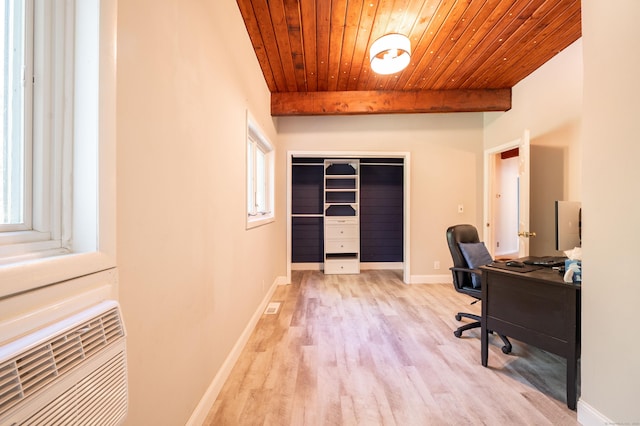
[0,233,62,263]
[246,215,275,229]
[0,251,116,299]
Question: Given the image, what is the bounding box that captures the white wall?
[116,1,285,424]
[529,120,582,255]
[278,113,485,281]
[579,1,640,424]
[531,120,582,201]
[484,39,583,148]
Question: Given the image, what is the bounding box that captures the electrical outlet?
[434,260,440,270]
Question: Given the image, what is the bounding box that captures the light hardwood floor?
[204,270,578,425]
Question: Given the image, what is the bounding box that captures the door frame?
[483,138,522,258]
[286,150,411,284]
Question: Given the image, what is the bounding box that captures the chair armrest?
[450,266,482,277]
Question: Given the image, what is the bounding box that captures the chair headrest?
[446,225,481,290]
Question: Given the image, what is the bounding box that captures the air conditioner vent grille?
[0,363,22,410]
[16,346,58,396]
[0,307,125,419]
[21,352,127,426]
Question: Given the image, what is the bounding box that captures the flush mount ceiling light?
[369,33,411,75]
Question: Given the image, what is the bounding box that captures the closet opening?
[287,151,410,283]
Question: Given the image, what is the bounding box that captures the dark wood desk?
[480,264,581,410]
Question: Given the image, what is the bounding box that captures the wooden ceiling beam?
[271,89,511,116]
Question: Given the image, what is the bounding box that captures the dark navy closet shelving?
[291,158,324,263]
[291,216,324,262]
[291,157,403,265]
[360,164,404,262]
[292,163,323,215]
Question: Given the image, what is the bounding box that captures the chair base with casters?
[453,310,512,354]
[453,311,480,338]
[446,224,512,355]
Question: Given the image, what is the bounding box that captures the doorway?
[485,147,520,259]
[493,149,520,258]
[483,130,530,260]
[286,150,411,284]
[485,128,569,259]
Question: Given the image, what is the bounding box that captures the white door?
[517,129,532,257]
[484,129,531,259]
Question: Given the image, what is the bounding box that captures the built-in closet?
[291,156,404,272]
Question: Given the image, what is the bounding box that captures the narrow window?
[1,0,30,231]
[246,114,274,228]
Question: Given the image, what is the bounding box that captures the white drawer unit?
[325,217,358,226]
[325,238,359,253]
[325,224,358,239]
[323,159,360,274]
[324,258,360,274]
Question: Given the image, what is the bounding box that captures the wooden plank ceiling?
[236,0,581,116]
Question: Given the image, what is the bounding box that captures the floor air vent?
[0,300,128,425]
[264,302,281,315]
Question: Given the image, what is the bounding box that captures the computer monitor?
[555,201,581,251]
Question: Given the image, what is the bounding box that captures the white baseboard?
[291,263,322,271]
[360,262,403,270]
[494,250,518,258]
[577,399,612,426]
[410,274,452,284]
[275,275,289,285]
[185,275,286,426]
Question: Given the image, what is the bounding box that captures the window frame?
[0,0,116,298]
[246,112,275,229]
[1,0,33,233]
[0,0,74,262]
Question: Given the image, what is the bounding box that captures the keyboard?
[522,256,567,267]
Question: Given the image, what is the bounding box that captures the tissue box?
[565,259,582,283]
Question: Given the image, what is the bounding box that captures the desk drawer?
[486,274,575,342]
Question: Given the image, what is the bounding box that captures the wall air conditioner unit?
[0,300,127,425]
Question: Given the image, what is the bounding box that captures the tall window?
[0,0,68,264]
[0,0,109,268]
[246,114,274,229]
[1,0,30,231]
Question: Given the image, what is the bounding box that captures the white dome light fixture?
[369,33,411,75]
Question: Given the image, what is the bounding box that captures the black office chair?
[446,224,512,354]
